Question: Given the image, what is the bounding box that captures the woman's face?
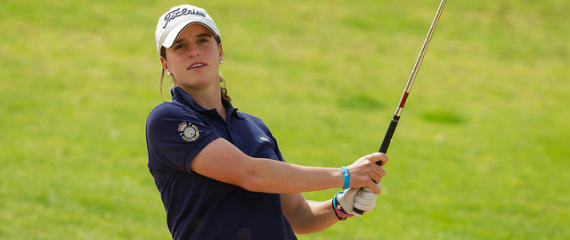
[161,23,223,91]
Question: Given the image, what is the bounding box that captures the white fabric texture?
[337,188,359,215]
[353,185,380,212]
[337,183,381,216]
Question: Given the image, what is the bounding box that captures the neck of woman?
[180,84,227,121]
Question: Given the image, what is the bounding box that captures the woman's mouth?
[188,62,207,70]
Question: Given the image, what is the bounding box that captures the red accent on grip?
[399,92,409,108]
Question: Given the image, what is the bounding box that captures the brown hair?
[159,37,231,102]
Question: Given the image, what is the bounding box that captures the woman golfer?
[146,4,388,240]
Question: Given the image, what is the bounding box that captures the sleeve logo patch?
[178,122,200,142]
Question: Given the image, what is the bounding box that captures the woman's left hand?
[337,183,381,216]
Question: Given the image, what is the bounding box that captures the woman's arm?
[281,193,339,234]
[190,138,386,193]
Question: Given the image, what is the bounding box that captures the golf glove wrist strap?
[332,191,354,220]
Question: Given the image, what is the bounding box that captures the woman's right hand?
[345,152,388,193]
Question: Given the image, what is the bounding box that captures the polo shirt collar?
[171,87,242,119]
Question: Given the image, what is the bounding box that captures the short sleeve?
[146,102,220,173]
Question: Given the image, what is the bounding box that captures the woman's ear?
[218,43,224,63]
[160,56,171,75]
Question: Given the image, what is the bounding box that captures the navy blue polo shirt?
[146,87,296,240]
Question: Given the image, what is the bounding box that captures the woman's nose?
[188,45,199,58]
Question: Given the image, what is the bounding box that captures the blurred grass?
[0,0,568,239]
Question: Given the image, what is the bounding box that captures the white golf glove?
[337,184,381,216]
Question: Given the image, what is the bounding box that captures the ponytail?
[220,73,231,102]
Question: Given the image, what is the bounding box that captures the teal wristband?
[333,191,341,208]
[341,166,349,189]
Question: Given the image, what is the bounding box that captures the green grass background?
[1,0,568,239]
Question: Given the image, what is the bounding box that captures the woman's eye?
[197,38,209,44]
[174,44,185,50]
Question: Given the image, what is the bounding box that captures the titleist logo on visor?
[162,8,207,29]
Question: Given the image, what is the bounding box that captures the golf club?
[353,0,447,215]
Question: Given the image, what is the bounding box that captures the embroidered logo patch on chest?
[178,122,200,142]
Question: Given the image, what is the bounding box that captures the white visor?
[155,5,221,53]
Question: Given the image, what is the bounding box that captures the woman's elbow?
[234,166,265,192]
[238,176,262,192]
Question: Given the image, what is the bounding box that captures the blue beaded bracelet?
[341,166,349,189]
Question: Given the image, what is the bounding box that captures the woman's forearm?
[242,157,344,193]
[191,138,344,193]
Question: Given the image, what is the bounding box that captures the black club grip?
[379,115,400,155]
[352,115,400,215]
